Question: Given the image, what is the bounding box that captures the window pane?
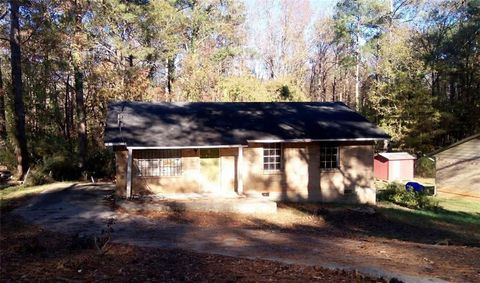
[264,143,282,171]
[320,146,338,169]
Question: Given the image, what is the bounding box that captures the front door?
[200,149,220,192]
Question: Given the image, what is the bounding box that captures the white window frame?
[263,143,282,172]
[320,145,339,170]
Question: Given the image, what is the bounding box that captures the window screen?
[263,143,282,171]
[135,150,182,177]
[320,146,339,169]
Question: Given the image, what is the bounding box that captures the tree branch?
[0,10,8,21]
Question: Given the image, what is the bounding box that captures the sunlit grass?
[435,196,480,214]
[377,198,480,244]
[0,182,75,209]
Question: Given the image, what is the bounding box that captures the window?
[263,143,282,171]
[320,146,339,169]
[135,150,182,177]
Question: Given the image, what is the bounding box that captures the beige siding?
[436,137,480,160]
[435,137,480,197]
[114,142,376,204]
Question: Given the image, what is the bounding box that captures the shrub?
[378,182,439,211]
[415,156,435,178]
[24,168,54,186]
[41,154,82,181]
[85,149,115,178]
[0,143,17,172]
[2,132,116,184]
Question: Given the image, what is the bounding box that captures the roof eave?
[104,142,127,147]
[247,137,389,143]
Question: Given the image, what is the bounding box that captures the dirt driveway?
[12,183,480,283]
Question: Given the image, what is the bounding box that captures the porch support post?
[126,147,133,198]
[237,146,244,195]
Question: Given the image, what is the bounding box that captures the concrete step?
[118,198,277,214]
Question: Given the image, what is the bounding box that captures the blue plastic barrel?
[405,182,425,192]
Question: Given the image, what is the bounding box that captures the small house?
[104,101,389,204]
[374,152,416,181]
[432,134,480,198]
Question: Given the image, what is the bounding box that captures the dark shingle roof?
[104,101,389,147]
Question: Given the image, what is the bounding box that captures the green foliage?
[24,168,53,187]
[266,78,308,102]
[24,135,114,181]
[218,76,271,101]
[85,149,115,179]
[41,154,81,181]
[378,182,440,211]
[217,76,308,102]
[0,144,16,171]
[365,28,443,152]
[415,157,436,178]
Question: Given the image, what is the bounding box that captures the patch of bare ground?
[122,203,480,282]
[125,202,480,247]
[0,214,385,283]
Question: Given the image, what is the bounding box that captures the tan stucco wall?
[242,142,375,203]
[115,149,128,197]
[132,148,202,194]
[114,142,376,204]
[114,148,238,195]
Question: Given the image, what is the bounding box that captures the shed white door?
[389,160,402,180]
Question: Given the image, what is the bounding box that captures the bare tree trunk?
[73,1,87,170]
[355,52,360,111]
[0,59,7,141]
[332,54,338,101]
[9,0,29,179]
[65,75,71,140]
[74,68,86,170]
[166,57,175,100]
[355,20,361,111]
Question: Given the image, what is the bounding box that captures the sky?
[242,0,339,78]
[243,0,338,19]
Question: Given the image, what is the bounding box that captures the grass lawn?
[0,182,75,210]
[374,176,479,245]
[435,196,480,213]
[376,196,480,246]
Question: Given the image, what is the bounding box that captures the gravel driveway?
[13,183,480,283]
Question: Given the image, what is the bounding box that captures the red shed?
[374,152,416,181]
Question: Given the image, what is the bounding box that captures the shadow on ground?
[278,202,480,247]
[7,183,480,283]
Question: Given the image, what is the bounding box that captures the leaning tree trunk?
[9,0,29,179]
[0,58,7,142]
[73,2,87,171]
